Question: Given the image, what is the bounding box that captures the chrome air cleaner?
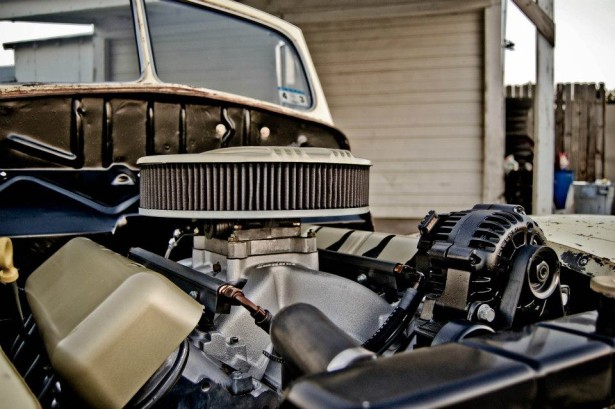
[138,147,370,219]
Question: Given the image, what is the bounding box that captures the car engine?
[135,147,391,392]
[3,147,613,409]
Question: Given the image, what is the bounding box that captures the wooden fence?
[505,83,606,181]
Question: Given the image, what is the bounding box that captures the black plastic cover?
[285,343,536,409]
[462,325,612,408]
[538,311,615,404]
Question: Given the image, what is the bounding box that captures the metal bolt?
[215,123,227,139]
[189,290,198,299]
[357,274,368,284]
[535,260,550,282]
[579,256,589,266]
[229,336,239,345]
[260,126,271,140]
[297,135,308,145]
[213,262,222,273]
[228,233,238,242]
[476,304,496,323]
[307,229,316,238]
[513,206,525,215]
[230,371,253,395]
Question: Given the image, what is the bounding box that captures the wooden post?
[482,2,506,203]
[532,0,554,215]
[511,0,555,47]
[588,85,598,181]
[578,85,589,181]
[596,83,606,179]
[563,84,573,157]
[554,84,564,155]
[571,84,581,177]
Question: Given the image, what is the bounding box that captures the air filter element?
[138,147,370,219]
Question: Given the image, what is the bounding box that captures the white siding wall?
[14,39,93,83]
[12,32,139,83]
[106,36,140,82]
[301,12,484,218]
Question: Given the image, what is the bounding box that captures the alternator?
[414,204,562,336]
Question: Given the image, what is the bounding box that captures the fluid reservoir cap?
[590,275,615,299]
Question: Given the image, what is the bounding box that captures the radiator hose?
[271,303,375,386]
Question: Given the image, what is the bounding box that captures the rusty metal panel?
[223,107,246,148]
[153,102,181,155]
[81,98,105,169]
[0,90,349,236]
[0,92,348,171]
[0,98,75,168]
[108,99,148,166]
[185,104,223,153]
[250,109,344,149]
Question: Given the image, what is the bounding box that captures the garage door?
[301,11,484,218]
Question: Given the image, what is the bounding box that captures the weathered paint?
[533,215,615,276]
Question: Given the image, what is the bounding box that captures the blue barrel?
[554,170,574,209]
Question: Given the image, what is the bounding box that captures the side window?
[0,2,139,84]
[145,0,312,109]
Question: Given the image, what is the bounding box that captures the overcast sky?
[0,1,613,88]
[505,0,614,88]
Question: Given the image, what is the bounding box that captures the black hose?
[271,303,359,376]
[362,286,424,353]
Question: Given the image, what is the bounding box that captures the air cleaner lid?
[137,146,371,166]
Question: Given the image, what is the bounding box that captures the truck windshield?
[144,0,312,110]
[0,0,313,111]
